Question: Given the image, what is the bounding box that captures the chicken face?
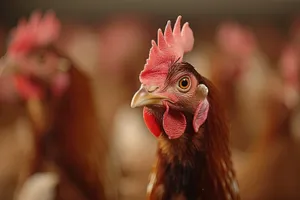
[131,16,210,140]
[2,11,71,101]
[4,48,70,102]
[131,62,209,140]
[0,11,71,133]
[132,62,207,110]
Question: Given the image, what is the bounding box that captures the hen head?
[3,10,70,102]
[131,16,209,140]
[0,10,71,133]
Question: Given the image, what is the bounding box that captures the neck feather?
[149,78,240,200]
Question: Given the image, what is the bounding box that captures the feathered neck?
[42,67,107,200]
[148,79,240,200]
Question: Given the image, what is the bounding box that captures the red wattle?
[143,107,162,138]
[162,104,186,139]
[13,75,43,100]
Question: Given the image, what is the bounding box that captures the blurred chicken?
[0,26,37,200]
[37,15,154,200]
[0,108,34,200]
[238,38,300,200]
[0,11,110,200]
[285,18,300,145]
[212,22,276,152]
[238,98,300,200]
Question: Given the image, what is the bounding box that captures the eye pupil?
[181,79,188,87]
[178,77,190,91]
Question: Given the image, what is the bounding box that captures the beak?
[131,85,167,108]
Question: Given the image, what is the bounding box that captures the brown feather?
[47,66,107,200]
[147,63,240,200]
[13,47,108,200]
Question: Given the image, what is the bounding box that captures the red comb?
[7,10,61,58]
[140,16,194,85]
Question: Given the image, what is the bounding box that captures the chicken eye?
[177,76,191,92]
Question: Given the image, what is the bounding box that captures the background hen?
[237,24,300,200]
[211,22,277,153]
[0,11,112,200]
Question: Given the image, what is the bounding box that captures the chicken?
[0,35,36,200]
[238,41,300,200]
[130,16,240,200]
[238,91,300,200]
[1,11,109,200]
[212,22,275,152]
[0,108,34,200]
[284,18,300,144]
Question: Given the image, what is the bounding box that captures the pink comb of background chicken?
[8,10,61,58]
[280,46,299,89]
[140,16,194,87]
[279,45,300,109]
[216,22,255,59]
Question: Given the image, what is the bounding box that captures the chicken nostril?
[147,85,159,93]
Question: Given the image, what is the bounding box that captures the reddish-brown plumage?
[3,11,108,200]
[11,48,108,200]
[131,16,240,200]
[44,60,108,200]
[238,94,300,200]
[238,40,300,200]
[145,63,240,200]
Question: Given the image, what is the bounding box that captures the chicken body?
[133,63,240,200]
[0,106,34,200]
[130,16,240,200]
[0,11,110,200]
[238,100,300,200]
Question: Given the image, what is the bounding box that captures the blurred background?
[0,0,300,200]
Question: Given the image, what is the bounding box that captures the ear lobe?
[193,84,209,132]
[51,72,70,97]
[196,84,208,99]
[193,98,209,133]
